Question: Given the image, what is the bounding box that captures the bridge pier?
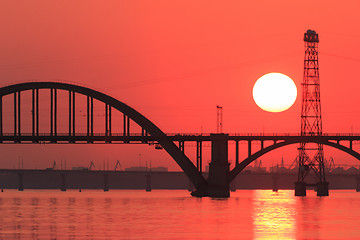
[295,181,329,196]
[206,134,230,198]
[317,182,329,196]
[295,182,306,196]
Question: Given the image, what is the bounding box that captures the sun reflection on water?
[252,190,296,240]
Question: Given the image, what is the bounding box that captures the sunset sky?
[1,1,360,170]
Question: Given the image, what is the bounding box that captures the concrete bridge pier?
[295,181,329,196]
[317,182,329,196]
[295,182,306,196]
[207,134,230,198]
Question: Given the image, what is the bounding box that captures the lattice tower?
[298,29,326,184]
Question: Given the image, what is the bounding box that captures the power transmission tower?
[295,29,329,196]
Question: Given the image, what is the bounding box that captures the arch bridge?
[1,82,360,197]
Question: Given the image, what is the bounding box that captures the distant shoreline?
[0,171,359,191]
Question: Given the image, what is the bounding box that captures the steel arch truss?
[229,139,360,183]
[0,82,207,190]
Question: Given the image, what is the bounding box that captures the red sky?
[0,1,360,171]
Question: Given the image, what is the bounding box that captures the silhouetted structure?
[1,82,360,197]
[296,29,329,196]
[216,106,223,133]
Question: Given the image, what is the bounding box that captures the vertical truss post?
[105,103,108,137]
[72,91,75,137]
[68,90,76,141]
[50,88,57,141]
[91,97,94,137]
[31,89,39,139]
[0,96,2,141]
[87,96,90,137]
[235,140,239,166]
[36,89,39,137]
[54,89,57,137]
[109,105,111,137]
[127,116,130,136]
[50,89,53,137]
[32,89,35,138]
[105,104,111,143]
[14,92,17,137]
[123,114,130,142]
[123,114,127,136]
[68,90,71,137]
[17,91,20,137]
[248,141,251,158]
[13,91,22,141]
[196,141,202,173]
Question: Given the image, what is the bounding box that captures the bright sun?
[253,73,297,112]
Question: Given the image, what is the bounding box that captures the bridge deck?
[0,133,359,143]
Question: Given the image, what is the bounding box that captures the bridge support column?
[317,182,329,196]
[295,182,306,196]
[207,134,230,198]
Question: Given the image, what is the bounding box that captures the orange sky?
[0,1,360,170]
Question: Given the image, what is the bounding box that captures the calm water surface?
[0,189,360,239]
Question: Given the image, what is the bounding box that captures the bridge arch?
[0,82,207,190]
[229,139,360,183]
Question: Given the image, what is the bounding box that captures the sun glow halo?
[253,73,297,112]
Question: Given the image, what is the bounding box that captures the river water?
[0,189,360,239]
